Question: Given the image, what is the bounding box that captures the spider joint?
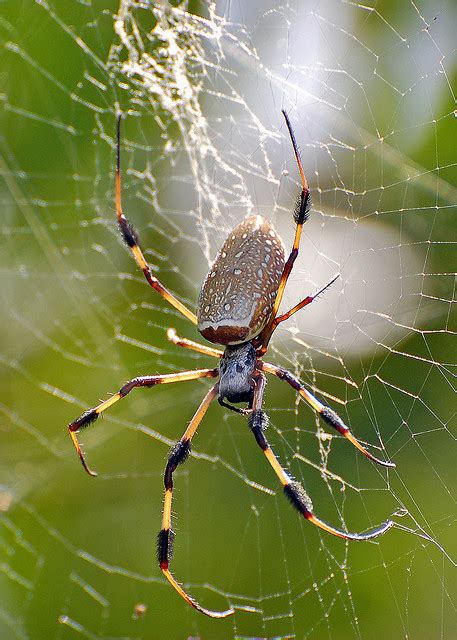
[320,407,349,435]
[69,408,98,431]
[248,409,269,450]
[118,218,139,248]
[157,527,175,566]
[294,190,311,224]
[284,481,314,517]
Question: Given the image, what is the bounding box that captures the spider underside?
[68,110,395,619]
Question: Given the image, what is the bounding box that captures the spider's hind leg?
[115,116,197,325]
[256,110,311,355]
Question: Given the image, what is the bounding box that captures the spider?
[68,110,395,618]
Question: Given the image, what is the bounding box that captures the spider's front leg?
[248,373,394,541]
[68,368,218,476]
[157,383,234,618]
[260,362,395,468]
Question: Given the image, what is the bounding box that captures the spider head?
[218,342,256,405]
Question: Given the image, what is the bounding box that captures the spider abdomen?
[197,215,286,345]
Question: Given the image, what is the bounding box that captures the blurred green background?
[1,1,455,639]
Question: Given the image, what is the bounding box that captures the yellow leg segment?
[167,328,223,359]
[68,368,218,476]
[115,116,197,325]
[249,372,394,542]
[157,384,234,618]
[260,361,395,468]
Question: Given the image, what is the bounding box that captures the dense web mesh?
[1,1,455,639]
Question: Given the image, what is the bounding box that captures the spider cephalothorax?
[217,342,257,406]
[68,110,396,619]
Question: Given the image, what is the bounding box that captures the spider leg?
[259,361,395,468]
[115,116,197,325]
[271,273,339,329]
[218,397,252,415]
[256,110,311,355]
[158,383,234,618]
[166,328,223,358]
[68,368,218,476]
[249,373,394,540]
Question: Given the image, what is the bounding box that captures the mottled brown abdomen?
[197,216,286,345]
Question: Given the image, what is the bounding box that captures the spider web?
[1,1,455,638]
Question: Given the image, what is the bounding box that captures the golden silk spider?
[68,110,395,618]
